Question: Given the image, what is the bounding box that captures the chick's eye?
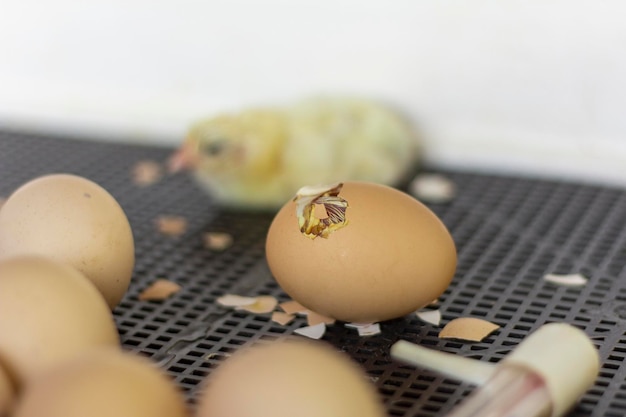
[202,139,227,156]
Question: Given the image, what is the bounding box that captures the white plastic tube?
[391,323,600,417]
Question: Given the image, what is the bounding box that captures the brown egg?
[266,181,457,323]
[0,173,135,309]
[13,348,189,417]
[0,359,15,417]
[196,339,385,417]
[0,256,120,390]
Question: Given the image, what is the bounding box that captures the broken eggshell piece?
[294,323,327,340]
[543,273,588,287]
[294,182,348,239]
[439,317,500,342]
[216,294,278,314]
[416,309,442,326]
[138,279,182,301]
[271,311,295,326]
[236,296,278,314]
[266,181,457,323]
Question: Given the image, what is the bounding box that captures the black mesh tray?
[1,130,625,416]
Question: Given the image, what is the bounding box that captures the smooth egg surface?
[196,339,385,417]
[12,348,188,417]
[266,181,457,323]
[0,256,120,390]
[0,174,135,309]
[0,359,14,417]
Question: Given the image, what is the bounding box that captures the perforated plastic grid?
[2,130,626,416]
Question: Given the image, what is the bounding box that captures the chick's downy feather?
[170,97,420,209]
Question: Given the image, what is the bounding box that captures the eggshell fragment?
[138,279,182,301]
[131,160,163,186]
[409,173,456,203]
[306,311,336,326]
[203,232,234,251]
[345,323,382,337]
[195,339,386,417]
[0,256,120,390]
[155,215,188,236]
[544,273,588,287]
[13,348,188,417]
[271,312,295,326]
[357,324,381,337]
[279,300,308,315]
[294,324,327,340]
[0,174,135,309]
[266,181,457,323]
[416,309,442,326]
[439,318,500,342]
[217,294,258,307]
[236,296,278,314]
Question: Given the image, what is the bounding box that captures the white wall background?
[1,1,626,185]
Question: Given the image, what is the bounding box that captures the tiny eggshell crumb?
[356,323,381,336]
[204,352,231,361]
[416,309,442,326]
[131,160,163,186]
[294,323,326,339]
[279,300,308,315]
[439,317,500,342]
[155,215,188,237]
[138,279,182,301]
[271,311,295,326]
[345,323,382,336]
[306,311,336,326]
[544,273,588,287]
[236,296,278,314]
[410,173,456,203]
[216,294,257,307]
[203,232,234,251]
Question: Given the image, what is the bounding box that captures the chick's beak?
[167,140,199,173]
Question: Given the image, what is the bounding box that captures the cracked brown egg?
[266,181,457,323]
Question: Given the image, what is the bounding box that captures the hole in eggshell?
[313,203,328,219]
[294,183,349,239]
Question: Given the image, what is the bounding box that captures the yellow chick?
[169,97,420,210]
